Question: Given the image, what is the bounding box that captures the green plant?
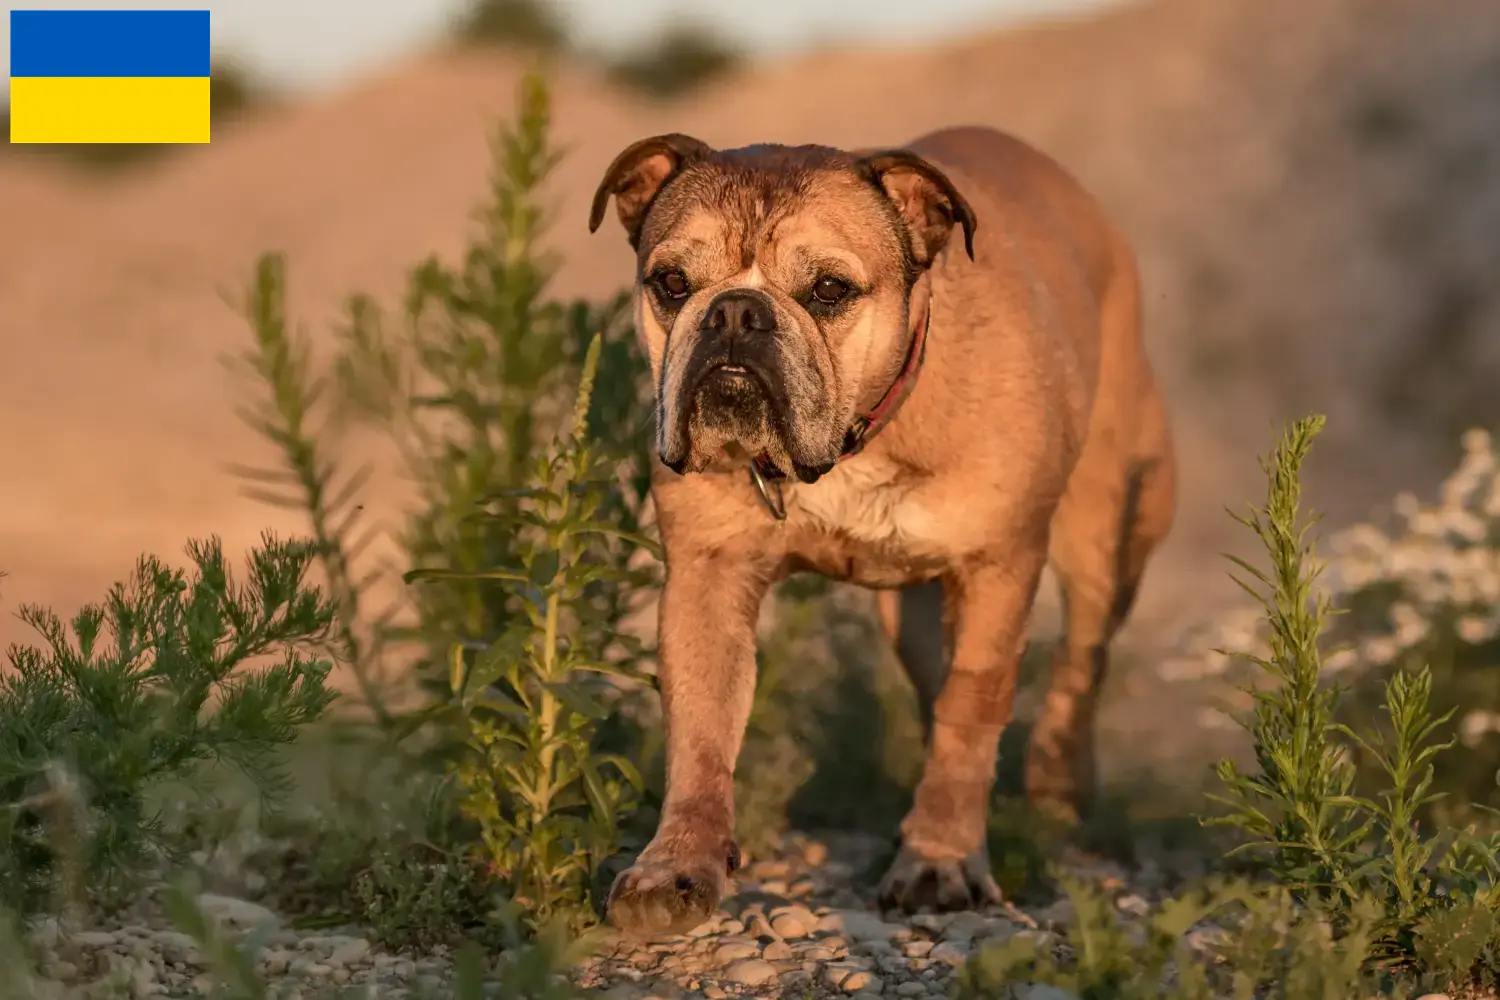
[602,26,741,99]
[227,255,398,729]
[1206,415,1500,981]
[450,0,571,52]
[1175,426,1500,825]
[230,70,657,942]
[957,876,1392,1000]
[1206,416,1369,898]
[0,537,337,918]
[406,333,652,934]
[324,70,655,738]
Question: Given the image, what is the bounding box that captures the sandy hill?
[2,0,1498,661]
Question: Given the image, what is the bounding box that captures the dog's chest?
[786,457,949,581]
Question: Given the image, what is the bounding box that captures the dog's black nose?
[703,290,776,338]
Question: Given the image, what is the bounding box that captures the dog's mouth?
[698,361,757,386]
[659,357,792,474]
[689,357,781,403]
[658,334,839,484]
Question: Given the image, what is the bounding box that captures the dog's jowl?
[589,127,1177,936]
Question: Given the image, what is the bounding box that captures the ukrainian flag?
[8,9,211,144]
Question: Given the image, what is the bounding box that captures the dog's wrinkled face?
[590,136,975,483]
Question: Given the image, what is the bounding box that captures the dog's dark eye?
[811,277,849,305]
[655,269,691,300]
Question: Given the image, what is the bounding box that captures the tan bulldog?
[588,125,1176,936]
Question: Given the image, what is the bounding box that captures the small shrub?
[958,875,1394,1000]
[352,846,504,951]
[449,0,570,52]
[1206,415,1500,982]
[0,537,337,917]
[227,254,398,729]
[602,26,742,99]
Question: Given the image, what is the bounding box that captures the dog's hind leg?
[1027,398,1175,824]
[875,581,948,742]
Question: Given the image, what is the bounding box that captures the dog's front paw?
[605,840,739,938]
[877,843,1001,913]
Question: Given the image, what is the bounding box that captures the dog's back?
[886,124,1177,820]
[905,125,1148,428]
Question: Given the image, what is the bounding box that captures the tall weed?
[232,72,657,935]
[406,335,652,933]
[1207,415,1500,982]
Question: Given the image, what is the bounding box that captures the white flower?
[1459,710,1500,748]
[1457,615,1498,645]
[1362,636,1400,667]
[1322,647,1361,675]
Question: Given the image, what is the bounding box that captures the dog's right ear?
[589,134,714,247]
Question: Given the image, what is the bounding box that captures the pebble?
[747,911,776,939]
[687,918,719,938]
[829,910,906,943]
[762,939,794,961]
[771,912,809,939]
[328,938,371,966]
[12,831,1202,1000]
[929,942,966,966]
[1015,987,1082,1000]
[70,930,118,948]
[195,893,279,930]
[712,940,761,963]
[149,930,199,964]
[722,958,779,986]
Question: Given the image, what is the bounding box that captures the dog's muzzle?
[658,287,798,475]
[684,289,793,415]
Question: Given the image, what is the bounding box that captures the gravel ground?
[11,829,1199,1000]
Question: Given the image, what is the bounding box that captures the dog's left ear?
[855,149,977,266]
[589,133,715,248]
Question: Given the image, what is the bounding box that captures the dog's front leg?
[879,551,1048,911]
[605,549,772,937]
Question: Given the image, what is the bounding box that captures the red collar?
[837,303,931,462]
[750,305,931,504]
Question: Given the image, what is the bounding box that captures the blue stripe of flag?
[10,10,211,78]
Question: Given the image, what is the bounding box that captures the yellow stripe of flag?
[9,77,211,144]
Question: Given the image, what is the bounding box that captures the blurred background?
[3,0,1499,811]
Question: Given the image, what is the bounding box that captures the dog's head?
[589,135,976,484]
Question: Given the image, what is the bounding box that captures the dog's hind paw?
[605,843,736,938]
[877,843,1002,913]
